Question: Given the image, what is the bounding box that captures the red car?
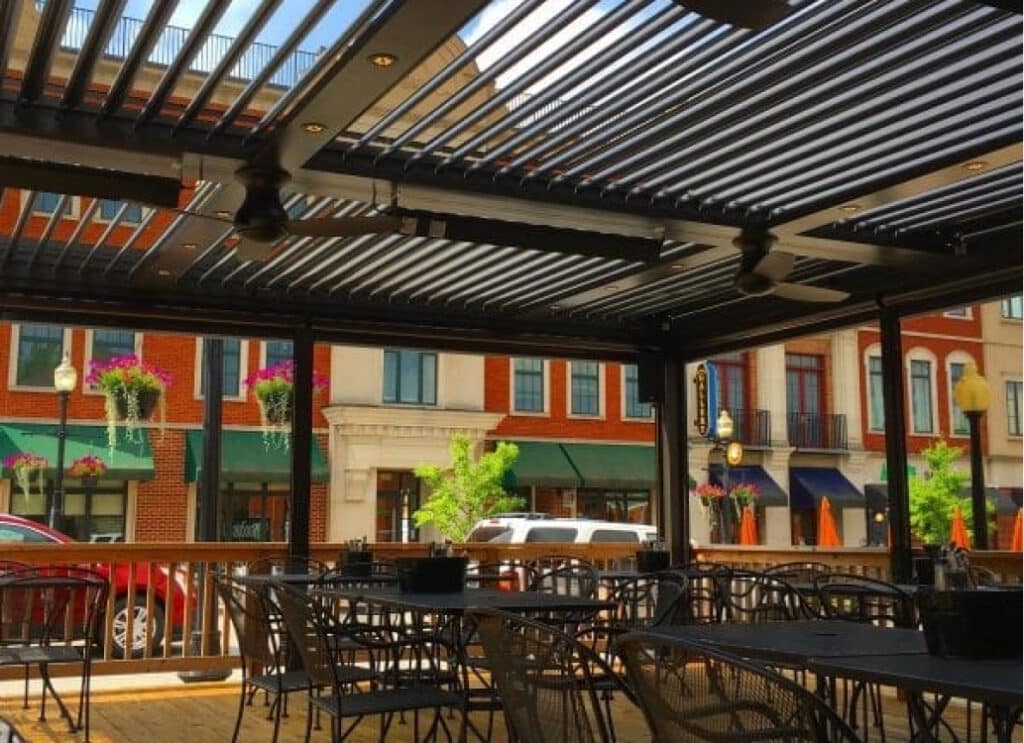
[0,513,188,658]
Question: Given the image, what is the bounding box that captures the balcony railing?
[45,4,320,89]
[787,412,848,450]
[725,407,772,447]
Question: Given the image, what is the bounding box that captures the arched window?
[945,351,977,437]
[863,343,884,431]
[905,348,939,435]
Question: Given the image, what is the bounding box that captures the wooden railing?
[2,542,1020,680]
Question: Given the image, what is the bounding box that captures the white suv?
[467,513,657,544]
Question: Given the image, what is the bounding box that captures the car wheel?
[111,596,164,659]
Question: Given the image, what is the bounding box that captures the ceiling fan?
[733,230,850,303]
[677,0,794,29]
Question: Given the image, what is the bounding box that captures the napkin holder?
[338,550,374,578]
[918,588,1023,659]
[396,556,467,593]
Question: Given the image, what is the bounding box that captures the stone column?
[831,329,863,450]
[756,344,789,447]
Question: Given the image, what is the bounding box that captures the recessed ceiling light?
[157,269,172,277]
[182,242,198,251]
[606,285,620,291]
[550,305,561,311]
[963,160,987,171]
[214,210,232,219]
[369,53,397,68]
[301,121,327,134]
[670,263,686,271]
[838,204,861,213]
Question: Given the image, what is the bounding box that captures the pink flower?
[244,360,328,392]
[69,455,107,478]
[85,354,173,388]
[3,452,48,471]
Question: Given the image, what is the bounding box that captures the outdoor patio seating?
[718,568,814,623]
[619,630,862,743]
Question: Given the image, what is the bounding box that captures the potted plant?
[729,483,760,519]
[86,354,172,449]
[244,360,328,447]
[3,452,48,500]
[69,454,107,488]
[694,483,726,542]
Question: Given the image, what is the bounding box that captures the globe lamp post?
[953,362,991,549]
[51,352,78,531]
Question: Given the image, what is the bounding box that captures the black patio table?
[234,572,397,587]
[636,620,928,666]
[807,654,1023,743]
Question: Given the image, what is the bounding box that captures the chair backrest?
[274,584,342,689]
[246,556,329,576]
[719,569,812,622]
[216,577,280,668]
[764,561,831,582]
[607,574,685,630]
[464,561,536,591]
[528,561,599,599]
[0,567,108,648]
[620,631,862,743]
[813,574,916,628]
[469,609,624,743]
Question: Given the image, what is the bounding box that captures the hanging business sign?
[695,363,719,439]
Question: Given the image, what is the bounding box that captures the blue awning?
[708,465,788,507]
[790,468,863,509]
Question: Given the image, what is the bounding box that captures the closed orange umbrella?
[1012,509,1023,553]
[739,505,758,545]
[950,505,971,550]
[817,496,841,547]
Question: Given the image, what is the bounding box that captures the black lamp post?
[953,362,991,549]
[50,352,77,531]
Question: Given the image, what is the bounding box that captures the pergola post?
[197,337,223,543]
[659,356,689,565]
[879,309,913,583]
[289,326,314,560]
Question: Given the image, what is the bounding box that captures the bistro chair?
[718,568,813,623]
[464,561,535,591]
[619,631,862,743]
[246,556,330,577]
[0,566,108,742]
[469,608,632,743]
[216,577,316,743]
[275,583,462,742]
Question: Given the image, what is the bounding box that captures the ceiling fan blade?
[752,250,795,282]
[678,0,792,29]
[0,156,181,208]
[283,215,406,238]
[772,282,850,303]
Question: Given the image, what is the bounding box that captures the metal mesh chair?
[527,557,599,599]
[719,569,813,623]
[619,631,862,743]
[666,563,732,625]
[813,574,915,628]
[469,608,630,743]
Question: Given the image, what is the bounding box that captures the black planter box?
[396,557,467,593]
[636,550,670,574]
[919,588,1023,659]
[338,550,374,578]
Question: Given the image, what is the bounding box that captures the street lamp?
[714,410,743,541]
[954,362,991,549]
[51,352,77,531]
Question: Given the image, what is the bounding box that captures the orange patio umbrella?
[817,496,841,547]
[1011,509,1023,553]
[949,505,971,550]
[739,505,758,545]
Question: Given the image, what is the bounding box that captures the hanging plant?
[244,360,328,449]
[69,454,107,487]
[4,452,49,500]
[85,354,172,450]
[729,483,760,519]
[693,483,726,530]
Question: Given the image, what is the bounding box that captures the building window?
[91,329,136,364]
[11,481,127,543]
[949,361,969,435]
[382,349,437,405]
[910,359,934,433]
[570,361,600,416]
[513,358,544,413]
[14,324,65,387]
[714,352,747,412]
[1001,296,1022,320]
[265,340,293,368]
[868,355,885,431]
[1008,381,1023,437]
[31,192,70,217]
[199,338,243,397]
[623,364,652,419]
[577,490,651,524]
[943,307,969,318]
[98,199,143,224]
[221,483,289,541]
[786,353,824,416]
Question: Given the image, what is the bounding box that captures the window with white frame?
[1001,296,1023,320]
[943,306,970,318]
[867,354,884,431]
[948,359,970,436]
[14,324,66,387]
[382,349,437,405]
[98,199,143,224]
[265,340,293,368]
[91,329,136,364]
[513,358,544,413]
[570,361,600,416]
[909,358,934,434]
[623,364,652,419]
[199,338,244,398]
[1007,381,1022,437]
[31,192,71,217]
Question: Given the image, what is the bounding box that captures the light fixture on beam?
[963,161,987,172]
[838,204,861,214]
[368,53,397,68]
[301,122,327,134]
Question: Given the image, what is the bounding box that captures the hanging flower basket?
[729,483,760,520]
[4,452,48,500]
[245,361,328,448]
[86,354,172,450]
[69,455,107,488]
[693,483,726,535]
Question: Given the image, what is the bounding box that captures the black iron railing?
[787,412,848,450]
[725,408,772,447]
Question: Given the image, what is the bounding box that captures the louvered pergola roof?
[0,0,1020,358]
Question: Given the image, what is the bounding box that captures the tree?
[909,439,994,545]
[412,435,522,541]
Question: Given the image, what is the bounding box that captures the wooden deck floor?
[0,681,1017,743]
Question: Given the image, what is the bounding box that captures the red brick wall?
[135,429,189,542]
[485,357,654,442]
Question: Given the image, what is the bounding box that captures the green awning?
[184,430,329,483]
[504,441,581,488]
[0,423,154,480]
[562,443,656,490]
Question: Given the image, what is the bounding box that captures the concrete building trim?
[564,361,606,420]
[862,342,884,433]
[191,337,250,402]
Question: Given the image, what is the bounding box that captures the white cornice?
[322,404,503,437]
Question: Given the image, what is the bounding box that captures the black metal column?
[660,356,689,565]
[49,391,69,531]
[879,309,912,583]
[967,411,988,549]
[289,326,314,560]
